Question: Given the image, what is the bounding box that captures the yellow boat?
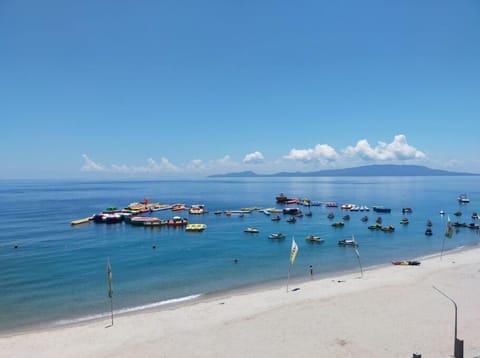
[185,223,207,232]
[71,216,93,226]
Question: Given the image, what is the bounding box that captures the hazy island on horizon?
[208,164,479,178]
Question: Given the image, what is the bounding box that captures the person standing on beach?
[309,265,313,278]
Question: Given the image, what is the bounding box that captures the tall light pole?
[433,285,463,357]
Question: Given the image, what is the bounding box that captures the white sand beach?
[2,247,480,358]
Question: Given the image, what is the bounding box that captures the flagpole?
[287,237,298,293]
[107,257,114,327]
[441,215,453,260]
[286,264,291,292]
[110,292,114,326]
[352,235,363,278]
[440,236,447,260]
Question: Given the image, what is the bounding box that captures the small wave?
[54,294,202,327]
[115,294,203,315]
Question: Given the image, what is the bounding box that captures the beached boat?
[244,227,259,233]
[338,239,358,247]
[392,260,421,266]
[306,235,324,243]
[185,223,206,232]
[269,232,286,239]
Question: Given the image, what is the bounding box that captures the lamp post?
[433,285,463,358]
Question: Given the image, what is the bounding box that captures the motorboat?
[306,235,324,243]
[373,206,391,213]
[269,232,286,239]
[338,239,358,247]
[185,223,207,232]
[458,194,470,203]
[244,227,259,233]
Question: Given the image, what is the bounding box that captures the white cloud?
[343,134,426,161]
[81,154,107,172]
[80,135,429,177]
[110,158,180,173]
[214,155,236,166]
[185,159,206,171]
[243,151,264,164]
[81,155,180,174]
[283,144,339,163]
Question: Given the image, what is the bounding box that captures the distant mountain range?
[209,165,479,178]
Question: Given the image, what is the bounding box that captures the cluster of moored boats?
[71,199,208,231]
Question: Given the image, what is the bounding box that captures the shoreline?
[2,246,480,357]
[0,245,474,336]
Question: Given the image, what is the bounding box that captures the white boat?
[185,223,207,232]
[269,232,286,239]
[244,227,259,233]
[458,194,470,203]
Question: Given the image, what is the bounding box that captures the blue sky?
[1,0,479,179]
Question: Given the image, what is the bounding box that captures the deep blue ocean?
[0,177,479,333]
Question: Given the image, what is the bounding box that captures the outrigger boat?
[392,260,421,266]
[338,239,358,247]
[306,235,324,243]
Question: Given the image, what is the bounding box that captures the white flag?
[290,238,298,265]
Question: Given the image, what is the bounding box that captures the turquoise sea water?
[0,177,479,333]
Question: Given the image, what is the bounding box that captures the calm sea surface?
[0,177,479,333]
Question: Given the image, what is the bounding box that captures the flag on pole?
[107,258,113,299]
[290,238,298,265]
[445,216,453,239]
